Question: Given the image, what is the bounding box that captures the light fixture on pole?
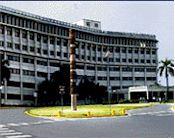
[105,50,112,114]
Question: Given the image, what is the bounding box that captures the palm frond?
[168,67,174,76]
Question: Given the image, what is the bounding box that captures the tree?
[158,58,174,100]
[1,59,11,84]
[77,75,107,104]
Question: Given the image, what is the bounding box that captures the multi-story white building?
[0,5,158,105]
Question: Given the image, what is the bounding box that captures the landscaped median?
[25,103,154,119]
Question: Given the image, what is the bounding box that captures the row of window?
[97,76,156,81]
[7,81,35,88]
[0,93,34,100]
[0,13,157,46]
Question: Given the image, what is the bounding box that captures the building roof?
[148,83,174,92]
[0,5,157,41]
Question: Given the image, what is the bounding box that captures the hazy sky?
[0,1,174,86]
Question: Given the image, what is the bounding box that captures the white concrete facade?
[0,5,158,105]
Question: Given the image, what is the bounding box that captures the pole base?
[71,94,77,111]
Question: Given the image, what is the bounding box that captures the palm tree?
[158,58,174,100]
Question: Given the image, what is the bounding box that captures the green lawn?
[26,103,153,118]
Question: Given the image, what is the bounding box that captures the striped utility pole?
[69,29,77,111]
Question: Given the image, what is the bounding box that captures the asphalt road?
[0,104,174,138]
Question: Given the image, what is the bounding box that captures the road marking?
[156,113,174,117]
[0,125,5,128]
[130,110,173,116]
[0,130,15,133]
[1,132,23,136]
[7,123,21,126]
[0,128,9,131]
[6,134,32,138]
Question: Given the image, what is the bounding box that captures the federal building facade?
[0,5,158,105]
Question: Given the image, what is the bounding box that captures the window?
[86,22,90,27]
[29,32,34,40]
[122,67,132,72]
[50,37,54,44]
[94,23,98,28]
[146,60,151,63]
[116,58,120,62]
[7,27,12,36]
[140,49,144,54]
[37,34,41,42]
[23,58,34,64]
[37,48,41,54]
[15,29,20,37]
[97,47,101,51]
[37,72,47,78]
[50,62,59,67]
[146,50,150,54]
[140,59,144,63]
[7,81,20,87]
[134,48,138,53]
[98,57,102,62]
[23,82,35,88]
[30,47,35,52]
[128,59,132,63]
[57,38,61,45]
[0,41,4,47]
[152,50,156,55]
[135,59,139,63]
[135,68,144,72]
[0,26,4,34]
[50,51,54,56]
[64,53,67,57]
[22,31,27,38]
[122,48,126,53]
[147,68,156,72]
[122,59,126,62]
[110,77,120,80]
[7,55,20,62]
[23,70,35,76]
[15,44,20,50]
[57,51,61,56]
[128,48,132,53]
[7,42,12,49]
[43,50,48,55]
[152,60,156,63]
[135,77,145,81]
[122,77,132,80]
[98,76,107,80]
[22,45,27,51]
[10,68,20,74]
[43,36,48,43]
[37,60,47,66]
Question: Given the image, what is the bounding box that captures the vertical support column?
[69,29,77,111]
[3,53,7,104]
[95,64,97,84]
[101,45,103,63]
[4,26,7,50]
[60,39,64,59]
[78,42,81,60]
[40,35,43,56]
[19,54,23,102]
[47,36,50,58]
[12,28,15,50]
[27,31,30,53]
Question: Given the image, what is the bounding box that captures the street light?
[59,85,65,113]
[105,50,112,114]
[33,92,37,107]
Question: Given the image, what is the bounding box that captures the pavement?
[0,103,174,138]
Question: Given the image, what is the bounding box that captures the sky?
[0,1,174,86]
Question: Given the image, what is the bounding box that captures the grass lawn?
[26,103,154,118]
